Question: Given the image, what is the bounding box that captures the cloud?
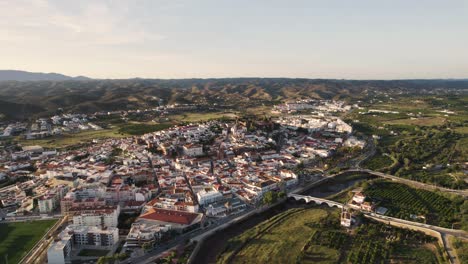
[0,0,165,46]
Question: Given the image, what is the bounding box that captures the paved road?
[122,208,256,264]
[329,168,468,197]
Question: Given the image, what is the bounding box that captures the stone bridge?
[288,194,344,209]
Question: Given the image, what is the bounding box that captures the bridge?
[287,193,467,264]
[288,194,344,209]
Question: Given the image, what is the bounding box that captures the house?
[352,192,366,204]
[196,188,223,206]
[340,210,355,227]
[361,201,375,212]
[183,144,203,157]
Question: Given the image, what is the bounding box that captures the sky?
[0,0,467,79]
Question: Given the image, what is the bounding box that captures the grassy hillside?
[217,207,443,264]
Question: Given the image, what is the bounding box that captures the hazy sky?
[1,0,467,79]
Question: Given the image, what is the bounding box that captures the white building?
[197,189,223,206]
[39,195,55,213]
[71,225,119,247]
[183,144,203,157]
[47,228,74,264]
[71,205,120,227]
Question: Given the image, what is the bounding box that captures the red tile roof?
[139,208,199,225]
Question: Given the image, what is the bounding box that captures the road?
[122,207,257,264]
[329,168,468,197]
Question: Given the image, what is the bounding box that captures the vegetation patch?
[16,128,127,149]
[118,123,173,135]
[383,117,446,126]
[216,207,442,264]
[217,208,330,264]
[451,237,468,264]
[0,219,57,264]
[363,180,464,228]
[362,153,394,170]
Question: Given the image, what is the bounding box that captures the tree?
[262,191,276,205]
[278,191,286,199]
[142,242,152,251]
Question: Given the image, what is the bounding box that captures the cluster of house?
[0,101,365,262]
[26,114,103,139]
[340,191,383,228]
[275,115,353,134]
[0,179,46,214]
[273,100,352,114]
[0,122,27,137]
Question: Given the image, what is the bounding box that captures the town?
[0,99,370,263]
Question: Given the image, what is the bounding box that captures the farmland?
[346,94,467,189]
[363,180,464,228]
[383,116,446,126]
[216,207,442,264]
[0,219,57,264]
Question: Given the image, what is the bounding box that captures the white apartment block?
[47,228,73,264]
[71,205,120,227]
[48,224,119,263]
[197,189,223,206]
[39,196,55,213]
[71,225,119,247]
[183,144,203,157]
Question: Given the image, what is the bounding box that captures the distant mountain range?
[0,77,466,120]
[0,70,90,81]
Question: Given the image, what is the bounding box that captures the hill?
[0,70,90,81]
[0,78,466,120]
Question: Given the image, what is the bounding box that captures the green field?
[16,127,128,149]
[0,220,57,264]
[363,180,464,228]
[16,122,173,149]
[217,207,442,264]
[171,112,237,123]
[217,208,332,264]
[118,123,173,135]
[383,116,446,126]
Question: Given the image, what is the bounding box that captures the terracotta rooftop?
[139,208,199,225]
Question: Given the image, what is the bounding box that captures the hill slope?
[0,70,90,81]
[0,78,466,120]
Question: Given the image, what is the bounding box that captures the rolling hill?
[0,78,466,120]
[0,70,90,82]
